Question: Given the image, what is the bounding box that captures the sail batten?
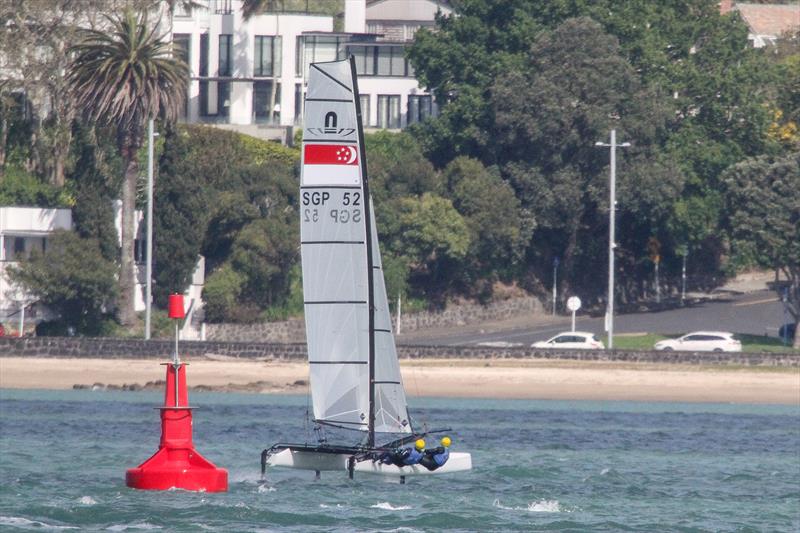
[300,58,410,436]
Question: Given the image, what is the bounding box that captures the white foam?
[257,485,276,493]
[527,500,561,512]
[493,499,563,513]
[319,504,344,509]
[0,516,79,529]
[106,522,162,531]
[78,496,97,505]
[371,502,411,511]
[600,467,611,475]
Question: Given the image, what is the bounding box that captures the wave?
[0,516,79,530]
[371,502,412,511]
[78,496,97,505]
[493,498,563,513]
[106,523,163,531]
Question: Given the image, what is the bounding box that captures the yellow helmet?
[441,436,452,448]
[415,439,425,451]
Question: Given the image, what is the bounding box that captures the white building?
[1,205,204,336]
[172,0,450,139]
[0,207,72,327]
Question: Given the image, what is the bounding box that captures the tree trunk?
[118,149,139,327]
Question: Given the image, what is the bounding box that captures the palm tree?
[67,9,187,327]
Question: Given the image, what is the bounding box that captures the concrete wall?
[1,337,797,366]
[204,296,545,343]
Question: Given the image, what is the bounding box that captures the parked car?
[532,332,605,350]
[654,331,742,352]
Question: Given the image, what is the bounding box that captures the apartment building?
[172,0,450,138]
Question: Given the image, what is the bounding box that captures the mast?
[350,56,376,448]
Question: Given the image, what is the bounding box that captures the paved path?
[399,290,788,347]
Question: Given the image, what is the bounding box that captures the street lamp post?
[595,129,630,350]
[552,257,559,316]
[681,248,688,304]
[145,119,156,340]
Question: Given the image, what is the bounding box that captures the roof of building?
[366,0,451,22]
[734,3,800,37]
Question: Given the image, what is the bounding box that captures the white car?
[654,331,742,352]
[531,332,605,350]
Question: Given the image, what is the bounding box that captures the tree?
[67,9,187,326]
[69,121,121,263]
[7,230,117,335]
[383,193,471,304]
[723,152,800,349]
[492,18,681,300]
[443,156,531,297]
[153,125,211,306]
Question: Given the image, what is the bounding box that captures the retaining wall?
[204,296,544,343]
[1,337,797,367]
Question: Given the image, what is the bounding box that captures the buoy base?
[125,362,228,492]
[126,447,228,492]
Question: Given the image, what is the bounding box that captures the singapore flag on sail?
[302,143,361,186]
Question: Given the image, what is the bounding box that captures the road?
[399,290,789,347]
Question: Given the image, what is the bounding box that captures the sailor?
[419,436,451,471]
[379,439,426,467]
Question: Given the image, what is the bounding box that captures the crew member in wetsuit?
[378,438,426,467]
[420,436,451,471]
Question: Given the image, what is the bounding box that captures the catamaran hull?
[267,448,472,477]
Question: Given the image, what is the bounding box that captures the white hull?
[267,448,472,477]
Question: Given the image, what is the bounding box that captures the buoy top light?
[168,294,185,319]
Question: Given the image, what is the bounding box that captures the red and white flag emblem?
[302,144,361,185]
[304,144,359,165]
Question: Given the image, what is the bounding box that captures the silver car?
[654,331,742,352]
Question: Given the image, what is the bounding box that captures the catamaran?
[261,57,472,480]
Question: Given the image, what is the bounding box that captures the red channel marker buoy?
[125,294,227,492]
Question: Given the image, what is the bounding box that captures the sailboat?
[261,57,472,480]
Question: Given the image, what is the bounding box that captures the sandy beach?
[1,357,798,404]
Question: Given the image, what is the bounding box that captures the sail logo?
[302,143,361,186]
[306,111,356,137]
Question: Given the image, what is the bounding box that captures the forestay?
[300,59,410,436]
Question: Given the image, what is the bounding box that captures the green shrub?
[8,230,117,335]
[202,263,245,323]
[0,167,73,207]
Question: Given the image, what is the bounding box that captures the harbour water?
[0,389,798,531]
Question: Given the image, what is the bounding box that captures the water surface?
[1,389,798,531]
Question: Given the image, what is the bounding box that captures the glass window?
[253,80,281,123]
[254,36,282,77]
[199,34,209,76]
[407,95,432,125]
[391,47,405,76]
[217,81,231,118]
[349,45,376,76]
[377,95,400,128]
[294,83,304,124]
[300,36,345,78]
[373,46,407,76]
[218,34,232,76]
[295,36,303,77]
[359,95,370,126]
[377,47,392,76]
[173,34,191,67]
[173,34,191,118]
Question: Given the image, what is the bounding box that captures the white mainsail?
[300,59,410,437]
